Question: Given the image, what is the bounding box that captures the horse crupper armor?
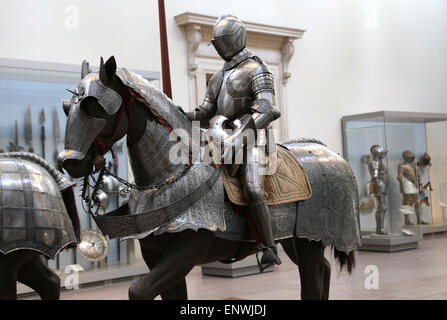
[0,153,77,259]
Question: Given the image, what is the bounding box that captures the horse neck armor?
[127,119,189,189]
[126,162,226,239]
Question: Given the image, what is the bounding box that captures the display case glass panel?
[342,111,447,238]
[0,60,159,277]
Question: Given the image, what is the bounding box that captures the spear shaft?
[25,106,34,153]
[40,109,46,159]
[158,0,172,99]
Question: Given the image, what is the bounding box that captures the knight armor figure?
[368,145,391,235]
[398,150,427,225]
[185,14,281,268]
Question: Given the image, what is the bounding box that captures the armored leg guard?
[375,210,391,235]
[375,210,384,235]
[375,195,391,235]
[405,215,414,226]
[415,204,429,225]
[249,199,281,271]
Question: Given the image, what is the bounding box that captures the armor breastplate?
[369,159,388,194]
[216,59,261,121]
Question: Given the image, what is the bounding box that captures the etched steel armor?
[0,153,77,259]
[94,162,226,240]
[186,14,282,267]
[368,145,390,235]
[278,140,361,253]
[59,65,195,177]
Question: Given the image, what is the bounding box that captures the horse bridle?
[82,87,136,216]
[92,87,134,158]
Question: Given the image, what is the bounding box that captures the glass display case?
[342,111,447,251]
[0,58,159,290]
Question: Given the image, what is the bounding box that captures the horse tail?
[333,246,356,274]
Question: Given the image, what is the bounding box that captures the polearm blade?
[53,107,61,164]
[9,120,24,152]
[158,0,172,99]
[40,108,46,159]
[25,105,34,153]
[14,120,19,148]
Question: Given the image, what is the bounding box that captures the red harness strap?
[235,205,262,245]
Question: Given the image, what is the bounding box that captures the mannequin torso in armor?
[368,158,389,195]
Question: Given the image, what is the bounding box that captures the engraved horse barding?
[59,57,361,300]
[0,152,80,300]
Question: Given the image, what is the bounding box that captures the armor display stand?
[201,255,274,278]
[360,234,421,252]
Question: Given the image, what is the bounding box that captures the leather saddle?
[222,145,312,206]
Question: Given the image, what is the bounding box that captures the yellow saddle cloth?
[222,146,312,206]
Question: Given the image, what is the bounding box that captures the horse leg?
[17,255,61,300]
[139,243,188,300]
[322,257,331,300]
[129,231,210,300]
[0,255,20,300]
[0,251,36,300]
[280,238,298,265]
[295,237,327,300]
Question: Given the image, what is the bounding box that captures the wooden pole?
[158,0,172,99]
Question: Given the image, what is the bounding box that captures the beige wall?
[426,122,447,224]
[1,0,446,152]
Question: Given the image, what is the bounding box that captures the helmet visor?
[211,36,236,60]
[211,25,244,60]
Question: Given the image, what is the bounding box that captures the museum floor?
[22,234,447,300]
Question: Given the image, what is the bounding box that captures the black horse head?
[58,56,129,178]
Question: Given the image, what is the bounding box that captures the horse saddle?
[222,146,312,206]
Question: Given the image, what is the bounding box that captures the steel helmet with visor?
[211,14,247,61]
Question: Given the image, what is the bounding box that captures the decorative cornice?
[175,12,305,79]
[175,12,305,142]
[175,12,306,40]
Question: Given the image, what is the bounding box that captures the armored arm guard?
[250,70,281,129]
[185,71,221,126]
[186,97,216,125]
